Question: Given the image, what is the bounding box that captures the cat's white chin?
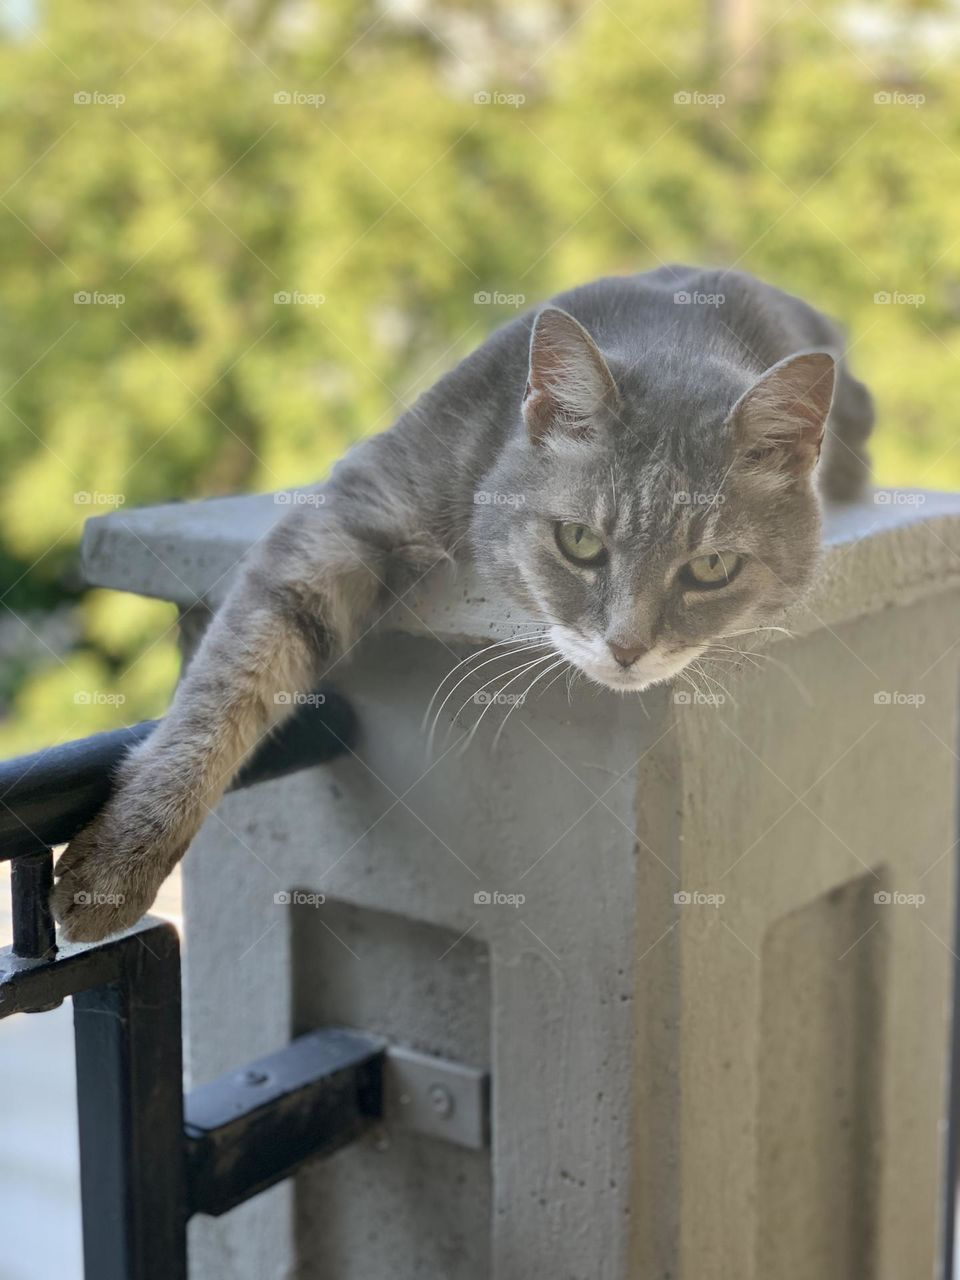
[549,625,706,693]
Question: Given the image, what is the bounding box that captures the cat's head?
[471,306,835,692]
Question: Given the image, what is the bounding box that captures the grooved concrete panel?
[757,873,885,1278]
[292,901,490,1279]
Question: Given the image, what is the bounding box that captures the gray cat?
[52,264,873,940]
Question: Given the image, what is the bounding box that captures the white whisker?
[491,658,568,752]
[706,643,812,704]
[457,652,559,755]
[425,638,553,754]
[681,664,707,701]
[538,662,571,700]
[719,625,795,640]
[692,660,735,707]
[422,630,550,732]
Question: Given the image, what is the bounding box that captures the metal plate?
[382,1046,489,1150]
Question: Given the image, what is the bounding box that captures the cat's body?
[332,264,869,551]
[53,266,874,940]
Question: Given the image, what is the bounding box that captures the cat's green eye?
[556,521,606,565]
[681,552,743,590]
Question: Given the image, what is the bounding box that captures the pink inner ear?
[522,380,555,445]
[523,308,618,445]
[735,353,835,475]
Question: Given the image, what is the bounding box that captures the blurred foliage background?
[0,0,958,754]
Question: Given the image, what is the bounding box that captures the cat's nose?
[608,641,648,669]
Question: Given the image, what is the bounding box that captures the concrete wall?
[83,489,960,1280]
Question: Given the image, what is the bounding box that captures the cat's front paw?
[51,807,182,943]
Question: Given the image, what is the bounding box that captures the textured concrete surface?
[81,488,960,640]
[629,595,958,1280]
[79,489,960,1280]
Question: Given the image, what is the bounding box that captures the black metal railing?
[0,696,359,963]
[0,693,415,1280]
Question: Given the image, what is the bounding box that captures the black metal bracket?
[185,1025,385,1218]
[2,920,374,1276]
[2,918,489,1278]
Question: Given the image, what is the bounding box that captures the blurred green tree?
[0,0,957,752]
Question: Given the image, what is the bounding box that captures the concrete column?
[83,490,960,1280]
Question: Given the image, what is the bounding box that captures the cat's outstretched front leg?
[51,496,426,942]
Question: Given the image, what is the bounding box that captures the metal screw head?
[428,1083,454,1118]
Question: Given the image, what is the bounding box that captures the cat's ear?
[730,351,836,478]
[523,307,618,445]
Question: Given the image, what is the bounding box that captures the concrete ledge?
[80,489,960,644]
[83,483,960,1279]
